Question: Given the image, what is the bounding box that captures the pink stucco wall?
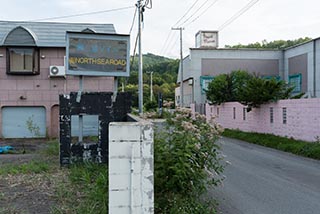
[192,99,320,142]
[0,47,114,137]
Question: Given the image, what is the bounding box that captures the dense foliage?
[120,53,179,108]
[155,109,224,213]
[206,70,295,110]
[225,37,312,49]
[206,70,252,105]
[237,77,293,109]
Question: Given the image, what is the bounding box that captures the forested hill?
[130,53,179,74]
[121,53,179,107]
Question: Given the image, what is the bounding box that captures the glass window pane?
[9,48,34,73]
[10,49,24,71]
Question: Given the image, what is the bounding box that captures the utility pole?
[137,0,143,114]
[172,27,184,107]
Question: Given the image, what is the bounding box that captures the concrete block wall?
[0,47,114,137]
[109,119,154,214]
[195,98,320,142]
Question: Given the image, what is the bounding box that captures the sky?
[1,0,320,59]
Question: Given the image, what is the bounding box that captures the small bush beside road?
[154,109,224,213]
[223,129,320,160]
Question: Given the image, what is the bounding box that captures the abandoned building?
[176,31,320,107]
[0,21,116,138]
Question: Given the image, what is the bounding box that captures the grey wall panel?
[2,106,46,138]
[288,53,308,92]
[201,58,279,77]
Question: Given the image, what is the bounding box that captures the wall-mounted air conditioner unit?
[49,66,65,77]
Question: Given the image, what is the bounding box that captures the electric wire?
[129,7,138,34]
[183,0,219,27]
[176,0,212,27]
[160,31,173,55]
[163,32,180,56]
[160,0,200,55]
[173,0,201,27]
[163,0,218,56]
[130,32,139,71]
[218,0,259,31]
[28,6,135,22]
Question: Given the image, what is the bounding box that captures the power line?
[160,31,175,55]
[161,0,219,56]
[130,32,139,71]
[129,7,138,34]
[160,0,200,55]
[29,6,135,22]
[176,0,212,27]
[218,0,259,31]
[184,0,219,27]
[164,33,180,56]
[173,0,201,27]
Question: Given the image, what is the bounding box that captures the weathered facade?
[0,21,116,138]
[177,31,320,106]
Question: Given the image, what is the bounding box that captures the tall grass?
[223,129,320,160]
[52,163,108,214]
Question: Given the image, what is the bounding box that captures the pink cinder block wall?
[200,99,320,142]
[0,47,114,138]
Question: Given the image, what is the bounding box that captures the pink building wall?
[192,99,320,142]
[0,47,114,137]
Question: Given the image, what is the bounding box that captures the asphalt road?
[210,137,320,214]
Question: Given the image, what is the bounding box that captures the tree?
[206,71,295,111]
[120,53,179,108]
[206,70,251,104]
[238,77,294,110]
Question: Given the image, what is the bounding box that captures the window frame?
[200,76,214,94]
[6,47,40,75]
[289,73,302,93]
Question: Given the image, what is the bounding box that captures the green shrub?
[155,109,224,213]
[144,100,158,111]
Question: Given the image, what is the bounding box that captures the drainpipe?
[313,40,317,97]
